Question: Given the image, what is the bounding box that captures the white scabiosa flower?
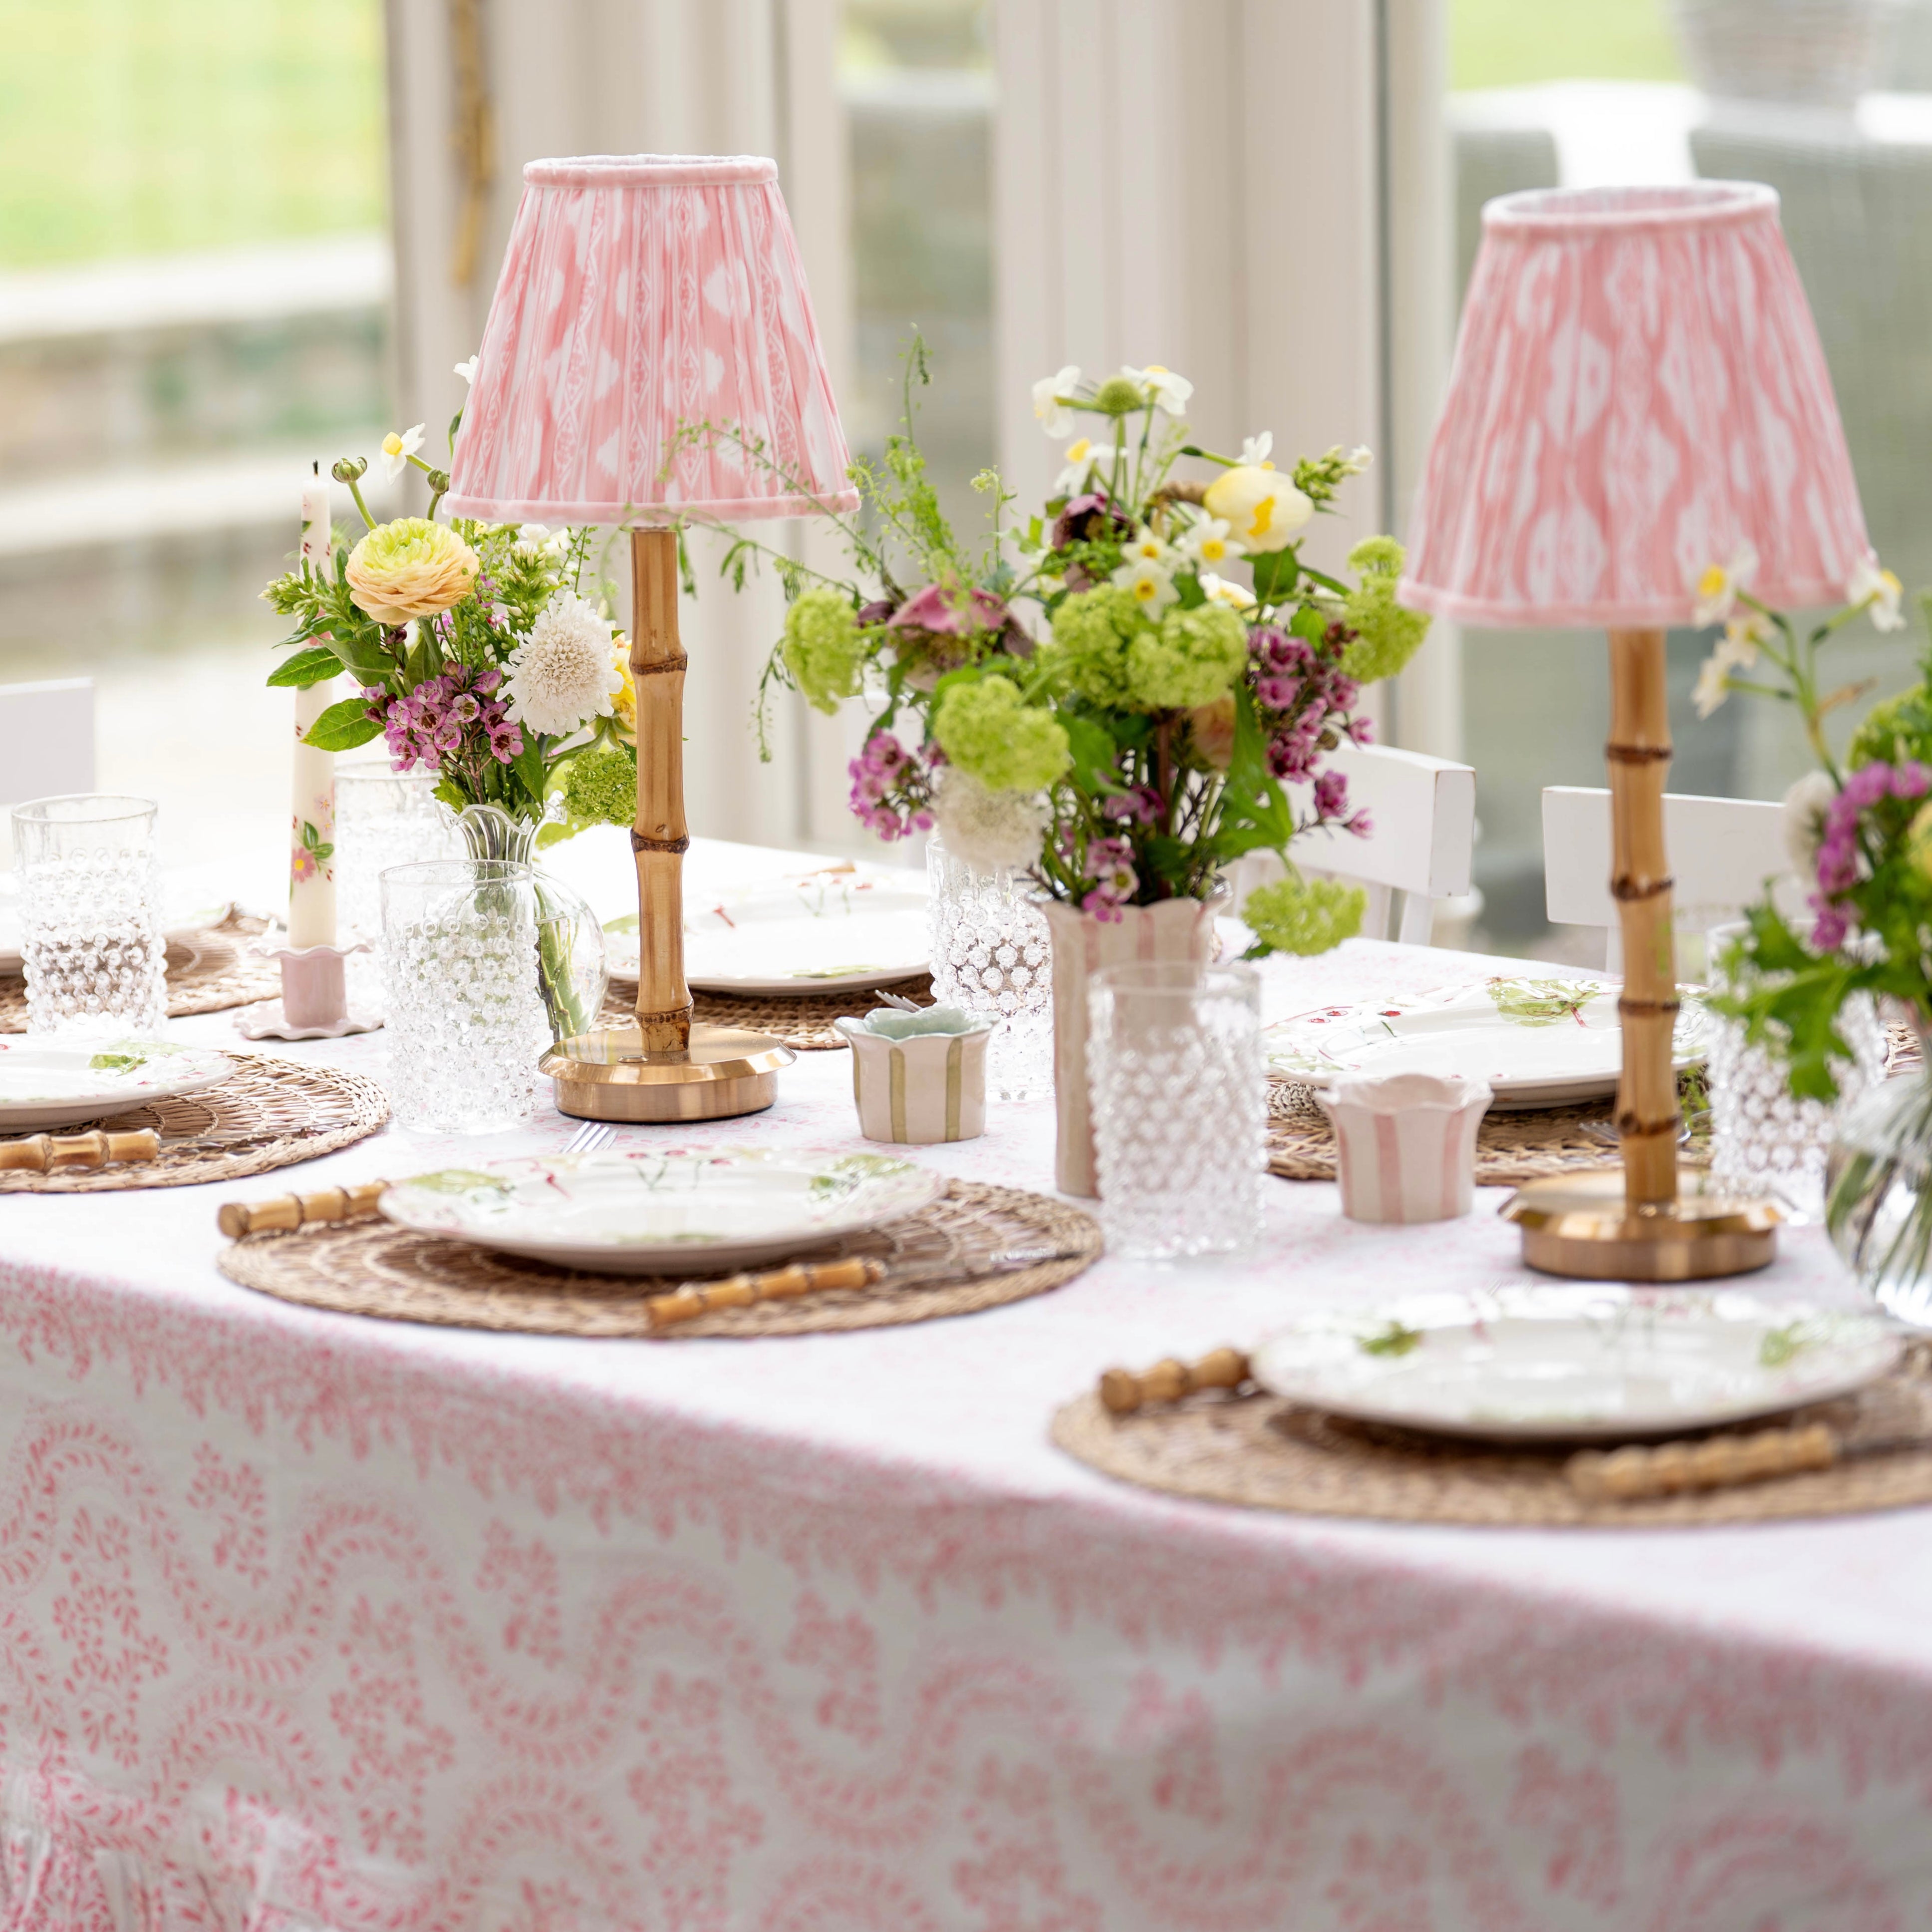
[1783,768,1838,876]
[504,590,625,736]
[933,766,1051,875]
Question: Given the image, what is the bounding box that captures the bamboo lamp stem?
[631,527,693,1052]
[1607,627,1679,1209]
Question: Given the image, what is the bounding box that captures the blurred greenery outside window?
[839,0,994,547]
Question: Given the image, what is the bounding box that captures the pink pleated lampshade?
[447,155,859,525]
[1401,183,1871,628]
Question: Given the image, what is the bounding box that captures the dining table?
[0,835,1928,1932]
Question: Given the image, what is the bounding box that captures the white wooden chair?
[1542,785,1788,972]
[1230,740,1478,945]
[0,679,96,809]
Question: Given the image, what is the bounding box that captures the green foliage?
[299,696,382,752]
[931,675,1071,793]
[1341,537,1432,685]
[1242,874,1367,958]
[266,645,343,689]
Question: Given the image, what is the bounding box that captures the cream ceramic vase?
[1039,886,1227,1196]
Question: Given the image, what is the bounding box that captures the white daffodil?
[1054,436,1116,494]
[378,424,426,483]
[1848,552,1906,632]
[1691,618,1766,719]
[453,355,479,386]
[1180,516,1245,569]
[1122,526,1173,567]
[1110,556,1179,617]
[1033,364,1081,437]
[1692,543,1759,627]
[1239,432,1274,468]
[1202,465,1314,552]
[1122,363,1193,414]
[1692,651,1732,719]
[1199,571,1257,610]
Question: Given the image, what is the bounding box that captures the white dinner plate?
[604,869,929,995]
[1249,1285,1901,1443]
[1262,977,1706,1109]
[0,1038,237,1130]
[0,898,232,977]
[379,1144,946,1275]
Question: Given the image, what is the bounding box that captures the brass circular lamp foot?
[540,1024,797,1123]
[1500,1168,1783,1281]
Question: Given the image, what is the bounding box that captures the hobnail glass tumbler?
[11,794,165,1038]
[927,836,1053,1100]
[1706,921,1887,1216]
[335,760,458,946]
[1088,960,1265,1258]
[380,860,555,1132]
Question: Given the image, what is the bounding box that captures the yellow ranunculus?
[610,634,636,741]
[345,517,480,624]
[1202,465,1314,553]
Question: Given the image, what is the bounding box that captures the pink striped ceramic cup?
[1318,1072,1492,1224]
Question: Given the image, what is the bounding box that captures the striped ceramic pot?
[834,1020,992,1144]
[1038,886,1227,1197]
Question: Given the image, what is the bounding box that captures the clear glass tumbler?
[11,794,165,1038]
[381,859,557,1133]
[1705,920,1887,1216]
[335,759,458,947]
[926,835,1053,1100]
[1088,959,1265,1258]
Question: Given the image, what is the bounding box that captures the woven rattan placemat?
[219,1177,1100,1338]
[600,975,936,1051]
[1053,1357,1932,1528]
[0,1057,387,1193]
[0,912,282,1032]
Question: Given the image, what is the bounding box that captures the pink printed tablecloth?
[0,926,1929,1930]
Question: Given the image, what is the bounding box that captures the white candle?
[289,465,340,949]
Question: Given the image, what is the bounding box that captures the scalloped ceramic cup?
[833,1018,991,1144]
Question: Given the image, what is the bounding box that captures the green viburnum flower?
[1848,684,1932,769]
[931,675,1071,793]
[559,745,637,827]
[1244,875,1366,957]
[1340,537,1430,686]
[780,587,864,715]
[1042,585,1147,706]
[1126,602,1248,711]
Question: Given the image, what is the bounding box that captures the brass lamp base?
[1500,1168,1783,1281]
[541,1024,796,1123]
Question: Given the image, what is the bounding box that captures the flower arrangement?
[694,344,1430,956]
[1690,546,1921,1095]
[262,385,636,848]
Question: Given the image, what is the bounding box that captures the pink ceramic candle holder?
[235,942,379,1041]
[1318,1072,1492,1224]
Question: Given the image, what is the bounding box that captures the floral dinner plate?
[1262,977,1707,1109]
[603,869,929,995]
[1249,1285,1901,1443]
[0,1038,236,1131]
[378,1144,946,1275]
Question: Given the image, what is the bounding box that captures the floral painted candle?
[289,466,340,948]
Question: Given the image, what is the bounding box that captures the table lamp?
[447,155,859,1122]
[1401,182,1872,1279]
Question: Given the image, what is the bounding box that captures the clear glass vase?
[925,836,1052,1101]
[1827,1042,1932,1327]
[1707,993,1887,1216]
[444,802,607,1041]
